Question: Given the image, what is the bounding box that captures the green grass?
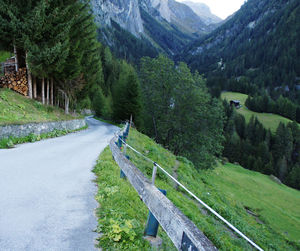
[0,88,79,125]
[0,51,11,63]
[208,164,300,242]
[221,92,295,132]
[94,128,300,250]
[0,125,88,149]
[94,116,122,127]
[93,147,176,250]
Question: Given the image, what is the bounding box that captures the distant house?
[230,100,241,108]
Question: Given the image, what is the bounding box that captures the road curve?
[0,117,119,251]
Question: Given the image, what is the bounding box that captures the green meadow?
[221,92,295,132]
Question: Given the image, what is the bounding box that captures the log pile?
[0,68,28,96]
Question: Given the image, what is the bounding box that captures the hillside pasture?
[221,92,294,132]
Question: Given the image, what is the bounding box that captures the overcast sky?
[177,0,246,19]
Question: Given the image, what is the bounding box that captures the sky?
[177,0,246,19]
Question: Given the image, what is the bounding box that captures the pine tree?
[113,61,142,126]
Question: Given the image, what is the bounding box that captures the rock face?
[163,0,209,34]
[91,0,144,37]
[92,0,212,37]
[91,0,220,56]
[182,1,222,25]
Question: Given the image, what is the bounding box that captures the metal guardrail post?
[119,123,129,179]
[120,141,128,179]
[152,162,157,185]
[144,188,167,238]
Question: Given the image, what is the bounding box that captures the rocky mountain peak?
[91,0,144,37]
[182,1,222,24]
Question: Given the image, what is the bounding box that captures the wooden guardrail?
[110,127,217,251]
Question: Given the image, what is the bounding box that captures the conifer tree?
[112,61,142,126]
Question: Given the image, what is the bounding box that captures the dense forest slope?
[180,0,300,102]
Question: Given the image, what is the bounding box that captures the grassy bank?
[93,147,176,250]
[0,51,11,63]
[94,128,300,250]
[94,116,121,127]
[221,92,294,132]
[0,88,78,125]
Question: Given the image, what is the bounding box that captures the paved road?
[0,117,119,251]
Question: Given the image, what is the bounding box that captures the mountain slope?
[182,1,222,25]
[92,0,219,59]
[180,0,300,98]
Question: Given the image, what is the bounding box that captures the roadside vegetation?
[94,116,121,128]
[94,128,300,250]
[93,147,176,250]
[0,88,77,125]
[221,92,294,132]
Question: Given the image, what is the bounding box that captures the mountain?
[182,1,222,25]
[91,0,219,60]
[91,0,144,38]
[141,0,211,36]
[180,0,300,101]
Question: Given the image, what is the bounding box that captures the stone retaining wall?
[0,119,86,139]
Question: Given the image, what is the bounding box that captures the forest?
[223,101,300,189]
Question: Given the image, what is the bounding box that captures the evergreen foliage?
[112,61,142,126]
[181,0,300,105]
[245,94,300,123]
[223,101,300,189]
[97,20,158,64]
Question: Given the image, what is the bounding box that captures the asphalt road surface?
[0,117,119,251]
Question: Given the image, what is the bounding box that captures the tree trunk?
[46,79,50,105]
[65,93,69,114]
[14,45,19,72]
[42,77,45,104]
[33,76,37,99]
[51,78,54,106]
[25,52,33,99]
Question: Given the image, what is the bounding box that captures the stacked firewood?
[0,68,28,96]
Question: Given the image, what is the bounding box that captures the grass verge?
[0,125,88,149]
[95,128,300,250]
[93,147,176,250]
[94,116,122,127]
[0,88,80,125]
[221,92,296,132]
